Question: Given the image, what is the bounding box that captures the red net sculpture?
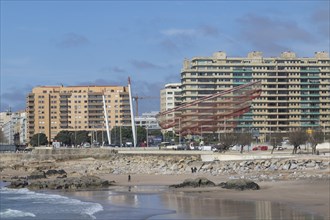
[156,81,262,136]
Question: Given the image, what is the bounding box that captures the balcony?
[301,123,320,127]
[300,69,320,73]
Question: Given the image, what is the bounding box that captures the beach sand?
[1,166,329,218]
[99,173,330,218]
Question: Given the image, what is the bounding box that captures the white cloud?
[161,28,196,37]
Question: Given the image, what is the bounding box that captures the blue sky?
[1,0,329,114]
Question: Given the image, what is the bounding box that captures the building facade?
[160,83,182,132]
[135,111,161,129]
[181,51,330,140]
[1,111,27,145]
[26,85,131,143]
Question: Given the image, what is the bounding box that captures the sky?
[1,0,329,115]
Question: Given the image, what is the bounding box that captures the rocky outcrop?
[45,169,67,178]
[7,169,114,190]
[219,179,260,190]
[27,170,46,179]
[27,175,114,190]
[170,177,215,188]
[170,177,260,190]
[7,179,28,188]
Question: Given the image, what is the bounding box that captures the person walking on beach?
[128,175,131,182]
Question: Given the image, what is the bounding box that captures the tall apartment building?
[26,85,131,143]
[181,51,330,139]
[1,111,27,145]
[160,83,182,132]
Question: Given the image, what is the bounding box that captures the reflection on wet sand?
[158,192,324,220]
[63,186,324,220]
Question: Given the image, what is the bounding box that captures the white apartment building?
[160,83,182,132]
[1,111,27,145]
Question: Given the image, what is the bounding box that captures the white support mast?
[103,95,111,145]
[128,77,137,147]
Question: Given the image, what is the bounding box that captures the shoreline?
[1,150,329,219]
[1,172,329,218]
[96,173,330,218]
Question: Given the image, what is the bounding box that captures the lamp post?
[120,124,122,147]
[178,117,181,145]
[146,125,149,147]
[324,122,326,143]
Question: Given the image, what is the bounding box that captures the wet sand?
[100,173,330,218]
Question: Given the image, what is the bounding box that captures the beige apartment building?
[26,85,131,143]
[180,51,330,140]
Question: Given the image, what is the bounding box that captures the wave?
[0,187,103,219]
[0,209,36,218]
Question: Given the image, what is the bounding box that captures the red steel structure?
[156,81,262,136]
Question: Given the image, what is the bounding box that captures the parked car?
[83,143,91,148]
[252,145,268,151]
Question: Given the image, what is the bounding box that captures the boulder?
[219,179,260,190]
[45,169,67,178]
[27,170,46,180]
[27,175,114,190]
[7,180,28,188]
[170,177,215,188]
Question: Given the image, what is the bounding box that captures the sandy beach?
[95,173,330,218]
[1,148,329,219]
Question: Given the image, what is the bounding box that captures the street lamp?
[146,125,149,147]
[179,118,181,145]
[324,122,326,143]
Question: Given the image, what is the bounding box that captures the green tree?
[216,132,238,152]
[110,126,134,146]
[309,129,324,154]
[94,131,109,145]
[54,130,73,146]
[76,130,90,146]
[30,133,48,146]
[163,131,174,143]
[149,129,162,137]
[136,126,146,146]
[237,132,253,153]
[288,130,308,154]
[13,132,20,145]
[270,133,285,154]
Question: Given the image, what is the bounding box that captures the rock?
[170,164,178,171]
[45,169,67,178]
[219,179,260,190]
[169,177,215,188]
[7,180,28,188]
[27,175,114,190]
[27,170,46,180]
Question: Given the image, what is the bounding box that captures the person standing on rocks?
[128,175,131,182]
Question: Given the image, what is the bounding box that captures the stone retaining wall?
[0,148,118,162]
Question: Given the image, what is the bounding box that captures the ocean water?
[0,182,325,220]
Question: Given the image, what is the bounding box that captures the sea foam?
[0,209,36,218]
[1,186,103,219]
